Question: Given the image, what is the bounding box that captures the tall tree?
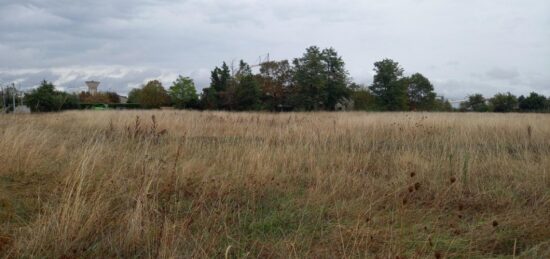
[489,92,517,112]
[292,46,326,110]
[292,46,349,110]
[405,73,436,111]
[518,92,547,111]
[257,60,293,111]
[201,62,231,109]
[127,88,141,104]
[169,76,199,109]
[321,48,350,110]
[369,59,408,111]
[234,60,261,110]
[138,80,170,109]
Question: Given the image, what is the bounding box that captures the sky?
[0,0,549,100]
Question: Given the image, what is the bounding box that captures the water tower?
[86,81,100,95]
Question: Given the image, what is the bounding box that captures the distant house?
[118,95,128,104]
[335,98,354,111]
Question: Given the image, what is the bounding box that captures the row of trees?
[126,77,198,109]
[459,92,550,112]
[195,47,449,111]
[9,46,549,113]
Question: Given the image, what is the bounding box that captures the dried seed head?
[410,172,416,177]
[408,186,414,193]
[414,182,421,190]
[450,176,456,184]
[492,220,499,227]
[434,251,442,259]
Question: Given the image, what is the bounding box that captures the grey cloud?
[0,66,211,95]
[0,0,549,99]
[485,68,520,81]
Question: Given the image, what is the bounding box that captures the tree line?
[125,46,451,112]
[459,92,550,112]
[4,46,549,113]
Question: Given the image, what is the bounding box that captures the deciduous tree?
[405,73,436,111]
[137,80,170,109]
[489,92,517,112]
[292,46,350,110]
[169,76,199,109]
[518,92,547,111]
[369,59,408,111]
[257,60,293,111]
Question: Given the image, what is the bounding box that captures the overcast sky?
[1,0,548,99]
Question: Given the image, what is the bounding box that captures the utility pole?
[1,84,5,112]
[12,83,16,114]
[19,83,23,107]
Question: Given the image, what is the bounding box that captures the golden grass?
[0,111,549,258]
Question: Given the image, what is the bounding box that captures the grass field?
[0,111,549,258]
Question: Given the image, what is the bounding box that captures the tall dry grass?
[0,111,549,258]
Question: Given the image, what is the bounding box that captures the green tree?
[211,62,231,92]
[405,73,436,111]
[127,88,141,104]
[489,92,517,112]
[169,76,199,109]
[292,46,350,110]
[61,93,80,110]
[369,59,408,111]
[200,87,218,110]
[234,60,261,110]
[137,80,170,109]
[322,48,350,110]
[292,46,326,110]
[460,94,488,112]
[201,62,232,110]
[518,92,547,111]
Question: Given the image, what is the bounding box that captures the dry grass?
[0,110,549,258]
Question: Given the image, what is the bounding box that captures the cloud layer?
[1,0,549,98]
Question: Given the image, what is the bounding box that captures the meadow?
[0,111,549,258]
